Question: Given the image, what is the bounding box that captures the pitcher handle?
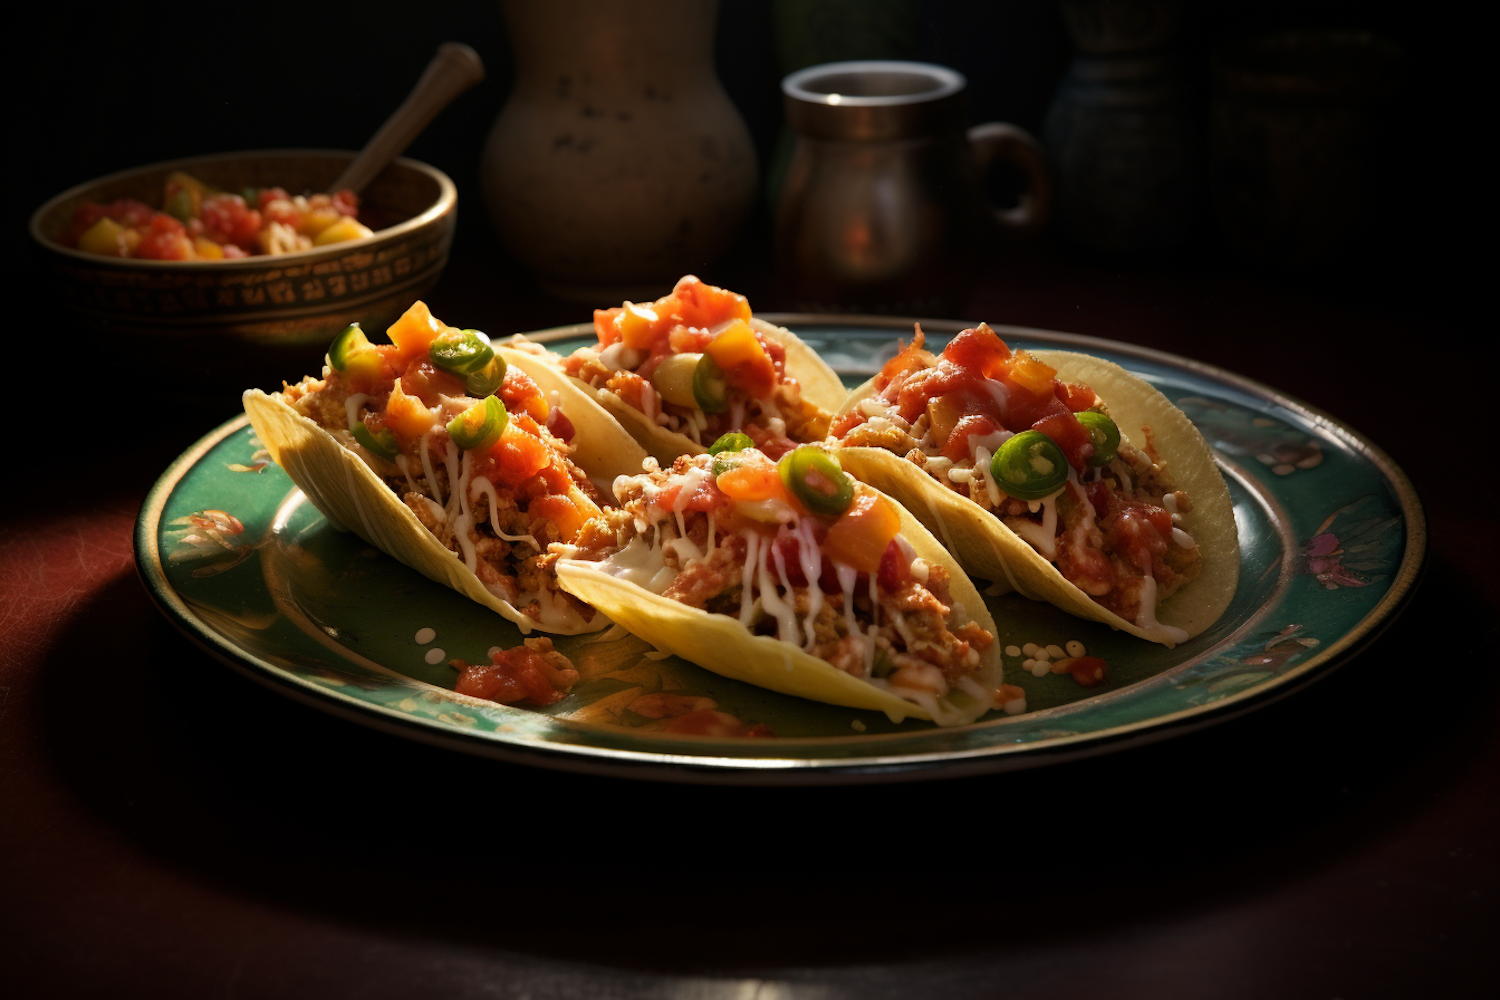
[968,122,1052,238]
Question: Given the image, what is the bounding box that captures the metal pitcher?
[776,60,1050,313]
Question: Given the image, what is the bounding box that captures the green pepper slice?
[692,353,730,414]
[778,446,855,516]
[429,328,495,376]
[708,432,754,456]
[328,322,371,371]
[352,422,399,461]
[464,355,508,397]
[990,430,1068,500]
[447,395,509,451]
[1076,411,1120,467]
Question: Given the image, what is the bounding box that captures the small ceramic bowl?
[29,149,456,386]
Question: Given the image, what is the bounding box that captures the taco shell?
[244,386,645,635]
[832,349,1239,645]
[555,489,1002,725]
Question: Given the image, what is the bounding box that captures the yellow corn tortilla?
[506,319,848,466]
[831,349,1239,646]
[555,489,1003,726]
[243,385,648,635]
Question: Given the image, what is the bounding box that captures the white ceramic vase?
[481,0,759,302]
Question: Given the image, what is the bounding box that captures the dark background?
[7,3,1492,999]
[14,0,1476,304]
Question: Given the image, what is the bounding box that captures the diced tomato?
[480,416,554,486]
[1103,502,1170,570]
[877,539,910,590]
[1052,655,1108,687]
[399,359,467,406]
[656,469,726,515]
[256,187,290,210]
[1085,480,1112,520]
[1056,380,1099,412]
[670,274,751,328]
[135,213,193,260]
[663,708,773,737]
[455,648,566,706]
[200,193,261,251]
[593,307,624,348]
[330,189,359,217]
[500,366,549,423]
[941,413,1003,461]
[772,532,842,593]
[546,407,575,443]
[668,324,715,355]
[830,410,865,439]
[262,197,301,228]
[942,324,1012,379]
[1032,410,1093,471]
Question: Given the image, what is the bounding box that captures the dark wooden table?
[3,233,1491,999]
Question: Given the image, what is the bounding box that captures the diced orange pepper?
[383,379,437,441]
[594,307,624,347]
[386,301,445,364]
[617,301,662,350]
[192,236,224,260]
[880,326,931,382]
[824,492,902,575]
[1001,350,1058,398]
[925,393,967,447]
[528,486,601,542]
[704,319,776,398]
[716,460,795,506]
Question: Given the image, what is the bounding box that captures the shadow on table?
[32,553,1492,976]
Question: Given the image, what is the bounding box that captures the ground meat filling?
[576,455,994,696]
[282,369,598,628]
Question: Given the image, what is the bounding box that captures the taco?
[504,275,847,465]
[553,439,1009,725]
[828,324,1238,646]
[243,301,649,635]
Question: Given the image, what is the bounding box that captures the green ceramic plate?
[136,318,1424,783]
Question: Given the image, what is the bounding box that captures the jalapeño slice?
[708,432,754,456]
[778,446,855,516]
[352,422,399,461]
[692,353,730,413]
[709,432,757,476]
[429,328,495,376]
[991,430,1068,500]
[1076,411,1120,467]
[447,395,509,451]
[328,322,371,371]
[464,355,508,397]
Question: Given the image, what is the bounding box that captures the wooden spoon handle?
[331,42,485,194]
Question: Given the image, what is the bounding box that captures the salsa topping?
[283,300,603,632]
[560,276,830,455]
[63,170,371,260]
[832,323,1202,634]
